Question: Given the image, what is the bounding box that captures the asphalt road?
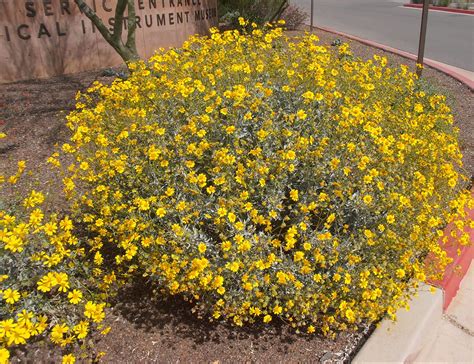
[291,0,474,71]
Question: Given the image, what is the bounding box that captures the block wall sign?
[0,0,218,83]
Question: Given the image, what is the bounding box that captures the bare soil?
[0,28,472,363]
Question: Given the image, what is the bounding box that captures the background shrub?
[57,25,471,335]
[219,0,290,26]
[281,5,309,30]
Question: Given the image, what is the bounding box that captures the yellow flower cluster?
[54,24,472,335]
[0,178,111,362]
[1,25,470,362]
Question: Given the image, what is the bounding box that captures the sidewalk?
[354,264,474,363]
[414,264,474,363]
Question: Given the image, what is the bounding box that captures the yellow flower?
[330,158,340,170]
[79,161,89,170]
[156,207,167,218]
[2,289,20,304]
[285,150,296,160]
[59,216,73,231]
[206,186,216,194]
[414,103,424,113]
[3,236,24,253]
[37,273,55,292]
[137,198,150,211]
[396,269,405,279]
[84,301,105,323]
[0,319,15,339]
[221,240,232,251]
[50,323,68,344]
[363,195,373,205]
[263,314,272,323]
[293,251,304,262]
[227,212,236,223]
[43,221,58,235]
[147,145,160,160]
[198,243,207,254]
[35,315,48,335]
[68,289,83,304]
[0,348,10,363]
[16,310,33,327]
[62,354,76,364]
[296,109,307,120]
[290,189,299,202]
[227,261,240,272]
[94,251,104,265]
[73,321,89,339]
[302,91,314,100]
[243,282,253,291]
[197,173,207,187]
[101,326,111,335]
[54,272,70,292]
[345,308,356,323]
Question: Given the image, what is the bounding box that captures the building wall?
[0,0,218,83]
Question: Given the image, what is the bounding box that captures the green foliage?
[219,0,288,26]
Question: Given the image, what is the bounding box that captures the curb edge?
[403,3,474,15]
[429,189,474,310]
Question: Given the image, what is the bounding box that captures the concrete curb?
[312,25,474,91]
[354,189,473,361]
[353,284,444,363]
[429,189,474,310]
[403,3,474,15]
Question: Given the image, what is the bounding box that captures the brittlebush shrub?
[55,24,472,335]
[0,148,113,363]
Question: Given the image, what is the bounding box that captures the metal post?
[310,0,314,31]
[416,0,430,77]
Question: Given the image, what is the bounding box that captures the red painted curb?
[430,189,474,310]
[404,3,474,15]
[314,25,474,91]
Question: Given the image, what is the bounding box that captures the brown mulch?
[95,279,370,363]
[0,28,472,363]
